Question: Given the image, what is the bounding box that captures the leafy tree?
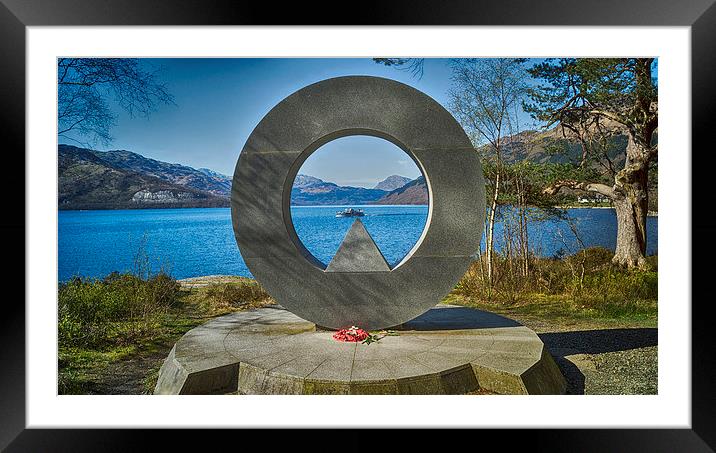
[525,58,657,268]
[58,58,174,146]
[376,58,537,289]
[448,58,530,286]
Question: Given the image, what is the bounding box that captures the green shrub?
[584,268,657,299]
[566,246,614,270]
[58,271,180,348]
[453,247,657,318]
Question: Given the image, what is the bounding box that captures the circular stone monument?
[155,76,566,395]
[231,76,485,330]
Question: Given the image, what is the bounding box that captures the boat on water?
[336,208,365,218]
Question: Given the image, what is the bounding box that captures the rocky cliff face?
[131,190,198,203]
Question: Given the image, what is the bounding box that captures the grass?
[195,278,272,313]
[446,247,657,329]
[444,293,657,331]
[58,273,275,394]
[59,271,180,349]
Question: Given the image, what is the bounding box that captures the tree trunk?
[520,190,530,277]
[612,136,650,268]
[486,170,500,287]
[612,195,648,268]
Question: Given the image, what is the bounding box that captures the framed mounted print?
[2,0,713,449]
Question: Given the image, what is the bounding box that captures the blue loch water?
[58,206,657,282]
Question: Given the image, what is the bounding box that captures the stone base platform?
[154,305,566,395]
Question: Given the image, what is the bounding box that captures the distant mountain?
[197,167,230,181]
[58,143,424,209]
[489,127,627,168]
[373,175,412,191]
[372,176,428,205]
[63,124,625,211]
[89,149,232,196]
[58,145,228,210]
[293,174,324,188]
[290,178,387,206]
[290,174,430,205]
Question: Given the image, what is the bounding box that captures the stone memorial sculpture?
[231,76,485,330]
[156,76,565,396]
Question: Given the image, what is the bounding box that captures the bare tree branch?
[57,58,174,145]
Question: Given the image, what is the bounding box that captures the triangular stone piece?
[325,219,390,272]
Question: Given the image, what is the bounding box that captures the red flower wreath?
[332,325,369,342]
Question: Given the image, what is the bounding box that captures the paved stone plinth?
[155,305,566,395]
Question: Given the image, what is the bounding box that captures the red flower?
[332,325,369,342]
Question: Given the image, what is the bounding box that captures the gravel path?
[460,303,659,395]
[538,327,657,395]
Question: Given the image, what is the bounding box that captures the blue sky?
[58,58,541,187]
[303,136,421,187]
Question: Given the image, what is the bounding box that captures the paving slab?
[155,305,566,395]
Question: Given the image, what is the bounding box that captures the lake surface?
[58,206,658,281]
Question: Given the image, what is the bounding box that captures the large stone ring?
[231,76,485,330]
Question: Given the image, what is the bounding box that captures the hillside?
[490,128,627,167]
[89,148,231,196]
[372,176,428,205]
[58,145,228,210]
[290,174,431,205]
[290,178,388,205]
[373,175,412,191]
[294,174,324,188]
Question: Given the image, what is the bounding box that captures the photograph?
[2,0,709,445]
[56,57,659,397]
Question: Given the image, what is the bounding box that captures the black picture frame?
[2,0,712,449]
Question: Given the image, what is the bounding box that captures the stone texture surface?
[325,219,390,272]
[231,76,486,330]
[154,305,566,395]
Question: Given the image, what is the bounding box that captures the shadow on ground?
[398,306,521,330]
[539,328,658,394]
